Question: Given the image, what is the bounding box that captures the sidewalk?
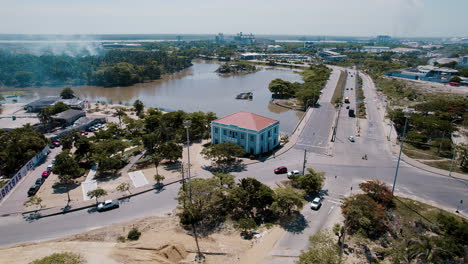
[18,174,187,219]
[360,72,468,181]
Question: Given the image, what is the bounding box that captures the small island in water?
[215,62,258,74]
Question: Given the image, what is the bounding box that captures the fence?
[0,145,50,202]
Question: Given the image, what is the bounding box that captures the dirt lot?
[0,215,284,264]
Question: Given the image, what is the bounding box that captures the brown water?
[1,60,304,134]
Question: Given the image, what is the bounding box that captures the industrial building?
[211,112,279,155]
[386,65,459,83]
[318,50,347,62]
[25,97,85,112]
[51,109,86,127]
[239,52,311,61]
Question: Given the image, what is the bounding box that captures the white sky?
[0,0,466,37]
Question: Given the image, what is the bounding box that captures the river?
[1,60,304,134]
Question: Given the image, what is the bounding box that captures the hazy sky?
[0,0,466,37]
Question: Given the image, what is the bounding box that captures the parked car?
[52,141,61,147]
[42,170,51,178]
[27,184,40,196]
[310,197,322,210]
[346,106,350,109]
[97,200,120,212]
[46,164,53,171]
[351,88,353,90]
[49,144,56,149]
[287,170,301,178]
[274,166,288,174]
[348,136,355,142]
[35,178,44,186]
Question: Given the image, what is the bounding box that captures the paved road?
[0,65,466,263]
[294,67,341,154]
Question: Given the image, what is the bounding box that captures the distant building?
[25,96,61,112]
[362,46,391,53]
[25,97,85,112]
[459,56,468,67]
[51,109,86,127]
[211,112,279,155]
[102,42,142,49]
[318,50,347,62]
[267,45,283,51]
[239,53,311,61]
[376,35,392,43]
[234,32,256,44]
[215,33,225,43]
[390,47,421,54]
[386,65,458,83]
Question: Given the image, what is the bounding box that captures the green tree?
[116,182,131,195]
[455,143,468,172]
[201,142,245,167]
[450,76,461,83]
[291,168,325,196]
[459,67,468,77]
[154,174,165,188]
[177,177,228,232]
[87,187,108,204]
[160,141,183,162]
[52,151,83,203]
[341,194,387,238]
[60,133,74,150]
[15,71,33,87]
[152,153,162,176]
[29,252,84,264]
[271,187,304,216]
[74,136,92,162]
[38,107,54,127]
[229,178,275,220]
[268,78,296,96]
[297,230,342,264]
[237,218,258,239]
[91,139,127,173]
[133,99,145,117]
[115,107,127,128]
[60,87,75,99]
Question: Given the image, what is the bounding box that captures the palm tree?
[154,174,165,189]
[408,235,449,264]
[115,108,127,128]
[152,153,162,176]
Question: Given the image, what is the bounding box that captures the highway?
[0,65,466,264]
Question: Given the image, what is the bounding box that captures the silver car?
[310,197,322,210]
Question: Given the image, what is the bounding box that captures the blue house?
[211,112,280,155]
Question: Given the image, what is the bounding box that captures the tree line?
[0,49,192,87]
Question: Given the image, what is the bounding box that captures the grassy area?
[0,180,7,189]
[403,144,445,160]
[355,75,367,119]
[331,70,345,105]
[422,160,468,175]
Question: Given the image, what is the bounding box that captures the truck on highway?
[344,97,350,103]
[348,107,355,117]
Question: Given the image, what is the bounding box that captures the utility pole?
[302,149,307,174]
[449,150,456,177]
[392,117,409,195]
[183,120,203,261]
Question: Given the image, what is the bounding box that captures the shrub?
[358,180,395,209]
[29,252,83,264]
[127,227,141,241]
[117,235,126,243]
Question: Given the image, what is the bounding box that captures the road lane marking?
[328,206,334,215]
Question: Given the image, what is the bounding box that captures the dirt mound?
[114,243,187,264]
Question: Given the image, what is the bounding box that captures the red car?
[52,141,61,147]
[42,170,51,178]
[274,166,288,174]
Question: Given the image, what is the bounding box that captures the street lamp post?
[182,120,203,261]
[392,115,409,195]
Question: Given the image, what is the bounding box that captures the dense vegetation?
[29,252,83,264]
[215,62,257,74]
[0,125,49,177]
[269,64,331,107]
[299,180,468,263]
[0,49,192,87]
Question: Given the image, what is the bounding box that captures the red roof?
[213,112,278,131]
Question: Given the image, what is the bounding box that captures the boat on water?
[235,92,253,100]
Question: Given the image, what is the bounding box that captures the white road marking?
[328,206,334,215]
[128,171,149,188]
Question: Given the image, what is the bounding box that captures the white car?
[46,164,53,171]
[348,136,355,142]
[287,170,301,178]
[310,197,322,210]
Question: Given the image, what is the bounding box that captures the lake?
[1,60,304,134]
